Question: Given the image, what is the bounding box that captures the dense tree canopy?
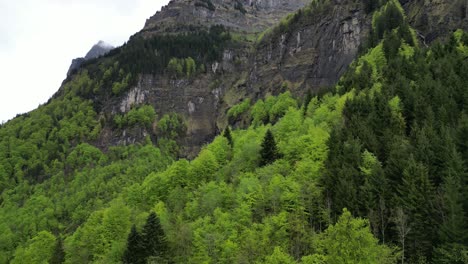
[0,1,467,263]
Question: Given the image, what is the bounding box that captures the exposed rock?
[67,41,114,77]
[250,0,370,96]
[89,0,466,158]
[84,40,114,60]
[403,0,468,42]
[142,0,309,35]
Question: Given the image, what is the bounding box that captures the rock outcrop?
[68,0,467,157]
[402,0,468,43]
[142,0,309,35]
[67,41,114,76]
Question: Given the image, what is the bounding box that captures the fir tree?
[223,126,234,147]
[123,225,145,264]
[260,129,280,166]
[49,237,65,264]
[142,212,168,262]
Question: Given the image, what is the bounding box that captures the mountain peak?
[85,41,114,60]
[67,41,115,77]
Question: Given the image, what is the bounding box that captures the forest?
[0,0,467,263]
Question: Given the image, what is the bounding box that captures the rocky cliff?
[402,0,468,43]
[142,0,309,34]
[67,41,114,76]
[66,0,467,158]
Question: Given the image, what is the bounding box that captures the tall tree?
[313,208,396,264]
[123,225,145,264]
[49,237,65,264]
[223,126,234,148]
[142,212,168,262]
[396,156,437,262]
[260,129,280,166]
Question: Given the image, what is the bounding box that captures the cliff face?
[249,0,369,97]
[402,0,468,43]
[94,0,370,157]
[68,0,466,157]
[67,41,114,77]
[142,0,309,34]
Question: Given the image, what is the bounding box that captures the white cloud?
[0,0,169,123]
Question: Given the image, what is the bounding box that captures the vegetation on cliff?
[0,1,467,263]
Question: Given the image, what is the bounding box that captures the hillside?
[0,0,467,263]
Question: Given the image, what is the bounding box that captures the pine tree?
[49,237,65,264]
[123,225,145,264]
[223,126,233,147]
[260,129,280,166]
[142,212,168,262]
[396,156,437,262]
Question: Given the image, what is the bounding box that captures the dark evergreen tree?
[396,156,437,262]
[123,225,145,264]
[49,237,65,264]
[142,212,168,262]
[302,90,313,116]
[223,126,234,147]
[260,129,280,166]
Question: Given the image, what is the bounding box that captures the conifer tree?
[142,212,168,262]
[123,225,145,264]
[49,237,65,264]
[223,126,233,147]
[260,129,280,166]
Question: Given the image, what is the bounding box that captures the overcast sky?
[0,0,170,123]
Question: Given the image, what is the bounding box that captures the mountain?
[67,40,114,76]
[1,0,467,263]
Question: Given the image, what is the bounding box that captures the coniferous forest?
[0,0,467,263]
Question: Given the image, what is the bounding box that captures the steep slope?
[1,0,468,263]
[67,41,114,77]
[142,0,309,34]
[55,0,467,159]
[402,0,468,43]
[82,0,371,158]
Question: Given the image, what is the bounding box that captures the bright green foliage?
[157,113,186,140]
[227,98,251,121]
[251,99,269,126]
[167,58,184,77]
[251,92,298,125]
[1,2,467,263]
[185,57,197,77]
[64,199,131,263]
[114,105,156,128]
[313,209,396,264]
[167,57,197,77]
[10,231,56,264]
[263,247,296,264]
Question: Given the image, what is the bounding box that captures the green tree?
[263,247,295,264]
[314,208,396,264]
[123,225,145,264]
[185,57,196,77]
[142,212,168,262]
[223,126,233,148]
[11,231,56,264]
[260,129,281,166]
[167,58,183,77]
[50,237,65,264]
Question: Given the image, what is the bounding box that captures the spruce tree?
[223,126,233,147]
[260,129,280,166]
[123,225,145,264]
[49,237,65,264]
[142,212,168,262]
